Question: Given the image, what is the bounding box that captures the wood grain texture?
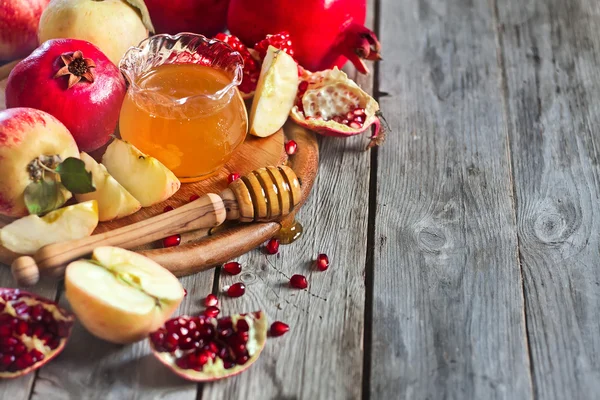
[495,0,600,398]
[199,5,376,399]
[370,0,532,398]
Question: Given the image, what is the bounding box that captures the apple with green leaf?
[0,107,96,218]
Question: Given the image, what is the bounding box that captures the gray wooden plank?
[30,273,212,399]
[0,265,58,400]
[370,0,532,398]
[201,7,375,400]
[495,0,600,398]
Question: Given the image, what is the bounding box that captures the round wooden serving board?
[0,61,319,277]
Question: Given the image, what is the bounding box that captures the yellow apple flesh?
[0,200,98,254]
[249,46,299,137]
[102,139,181,207]
[0,107,79,217]
[75,152,141,221]
[38,0,150,66]
[65,246,185,344]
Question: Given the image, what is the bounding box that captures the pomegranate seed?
[1,337,18,346]
[162,234,181,248]
[224,360,235,369]
[13,343,26,356]
[349,121,361,129]
[270,321,290,337]
[30,349,44,362]
[223,261,242,275]
[290,274,308,289]
[204,306,220,318]
[189,194,200,202]
[227,172,240,183]
[163,205,174,213]
[31,304,43,321]
[0,325,11,337]
[204,294,218,307]
[265,238,279,254]
[150,330,165,346]
[198,352,210,366]
[236,355,250,365]
[1,354,15,367]
[15,353,34,369]
[198,325,214,337]
[227,282,246,297]
[236,319,250,333]
[175,357,189,369]
[183,288,187,297]
[316,253,330,271]
[285,140,298,155]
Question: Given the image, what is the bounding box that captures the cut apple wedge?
[0,200,98,255]
[75,152,142,221]
[249,45,299,137]
[65,246,185,344]
[102,139,181,207]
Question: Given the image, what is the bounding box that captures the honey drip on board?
[275,220,303,244]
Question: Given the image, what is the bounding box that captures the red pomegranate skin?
[227,0,366,71]
[0,0,51,61]
[146,0,230,37]
[5,39,126,152]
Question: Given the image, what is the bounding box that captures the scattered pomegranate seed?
[204,306,220,318]
[290,274,308,289]
[163,234,181,248]
[223,261,242,275]
[204,294,218,307]
[265,238,279,255]
[227,283,246,297]
[163,205,174,213]
[227,172,241,183]
[183,289,188,297]
[189,194,200,202]
[285,140,298,155]
[269,321,290,337]
[316,254,330,271]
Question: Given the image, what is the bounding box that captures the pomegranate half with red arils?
[149,311,267,381]
[290,68,384,149]
[227,0,381,73]
[0,288,74,379]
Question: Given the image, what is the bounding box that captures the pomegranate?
[0,288,74,379]
[269,321,289,337]
[149,311,268,381]
[227,0,381,73]
[290,67,384,149]
[5,38,127,152]
[145,0,229,37]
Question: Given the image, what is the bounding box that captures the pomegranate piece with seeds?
[290,67,385,149]
[0,288,74,379]
[149,311,268,381]
[214,33,260,99]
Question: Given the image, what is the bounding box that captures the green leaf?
[24,179,67,215]
[124,0,156,33]
[56,157,96,194]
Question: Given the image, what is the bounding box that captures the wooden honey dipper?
[11,166,301,286]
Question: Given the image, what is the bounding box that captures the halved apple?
[75,152,141,221]
[249,45,299,137]
[102,139,181,207]
[0,200,98,255]
[65,246,185,344]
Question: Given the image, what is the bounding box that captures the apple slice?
[249,45,299,137]
[65,246,185,344]
[102,139,181,207]
[75,152,141,221]
[0,200,98,255]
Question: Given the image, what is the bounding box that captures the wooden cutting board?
[0,61,319,277]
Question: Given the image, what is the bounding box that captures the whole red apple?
[0,107,79,217]
[145,0,229,37]
[0,0,51,61]
[5,39,126,152]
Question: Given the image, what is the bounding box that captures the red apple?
[5,38,126,152]
[145,0,229,37]
[0,0,50,61]
[0,107,79,217]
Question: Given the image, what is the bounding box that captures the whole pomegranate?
[5,39,126,152]
[227,0,381,73]
[145,0,229,37]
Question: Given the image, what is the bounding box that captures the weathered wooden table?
[2,0,600,398]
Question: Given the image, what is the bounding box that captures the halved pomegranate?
[149,311,268,381]
[0,288,74,379]
[290,67,384,149]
